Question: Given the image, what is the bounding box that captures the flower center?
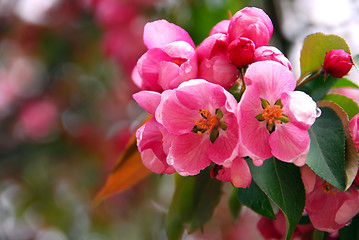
[261,105,283,125]
[192,109,227,143]
[255,98,290,133]
[195,110,218,135]
[320,181,336,195]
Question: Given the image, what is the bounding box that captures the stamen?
[261,105,283,125]
[194,110,218,135]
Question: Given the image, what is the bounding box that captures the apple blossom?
[238,61,317,166]
[134,79,245,180]
[132,20,197,91]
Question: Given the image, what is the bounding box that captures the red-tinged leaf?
[94,117,152,205]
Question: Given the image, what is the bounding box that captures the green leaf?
[297,74,338,102]
[228,188,241,221]
[332,78,359,89]
[317,101,359,190]
[166,169,222,240]
[307,105,346,191]
[300,33,351,76]
[237,179,275,219]
[247,158,305,240]
[323,94,359,120]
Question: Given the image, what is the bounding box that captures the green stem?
[296,70,324,89]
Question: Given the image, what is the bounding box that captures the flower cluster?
[132,6,358,238]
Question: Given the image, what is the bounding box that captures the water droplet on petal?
[316,107,322,118]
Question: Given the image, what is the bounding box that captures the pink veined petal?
[239,86,272,162]
[175,80,227,111]
[133,91,161,115]
[143,20,195,49]
[209,114,238,165]
[231,157,252,188]
[269,123,310,163]
[156,89,198,135]
[209,20,230,35]
[166,133,211,175]
[197,33,228,60]
[244,61,296,104]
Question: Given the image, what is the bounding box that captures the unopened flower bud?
[228,37,255,68]
[323,49,353,78]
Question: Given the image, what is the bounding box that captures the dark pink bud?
[323,49,353,78]
[228,37,255,67]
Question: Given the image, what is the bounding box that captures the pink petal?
[131,65,143,89]
[156,90,198,135]
[209,114,238,164]
[137,48,171,91]
[166,133,211,175]
[209,20,230,35]
[133,91,161,115]
[141,149,175,174]
[175,80,227,111]
[335,190,359,225]
[244,61,296,104]
[281,91,317,129]
[143,20,195,49]
[198,55,239,89]
[300,165,316,194]
[158,61,181,90]
[239,86,272,162]
[231,157,252,188]
[269,123,310,163]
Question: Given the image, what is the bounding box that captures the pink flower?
[197,33,239,89]
[228,37,255,68]
[228,7,273,48]
[323,49,353,78]
[253,46,292,70]
[238,61,317,166]
[134,79,242,177]
[133,20,197,91]
[301,165,359,233]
